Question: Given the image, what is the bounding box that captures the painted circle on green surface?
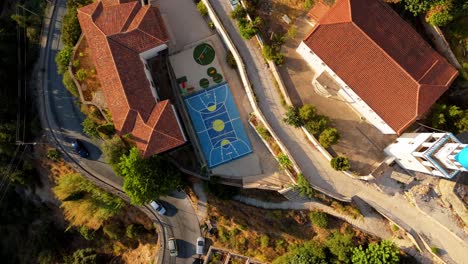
[193,43,216,65]
[207,67,217,77]
[199,78,210,88]
[212,119,225,132]
[213,73,223,83]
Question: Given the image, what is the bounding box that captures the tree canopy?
[273,241,327,264]
[119,147,180,205]
[351,240,400,264]
[430,103,468,134]
[401,0,468,26]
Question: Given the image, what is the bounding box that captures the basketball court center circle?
[212,119,225,131]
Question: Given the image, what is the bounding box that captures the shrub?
[351,240,399,264]
[61,9,81,47]
[330,156,350,171]
[72,59,80,68]
[283,106,303,127]
[304,0,314,9]
[230,5,247,20]
[391,224,399,232]
[96,123,115,140]
[126,224,144,239]
[299,104,317,122]
[209,21,215,29]
[55,45,73,74]
[260,235,270,248]
[293,173,314,199]
[238,18,258,40]
[103,223,122,240]
[77,226,95,241]
[82,117,99,138]
[62,71,80,97]
[277,153,292,170]
[305,116,330,135]
[75,68,88,82]
[47,149,61,162]
[319,127,340,148]
[256,126,272,140]
[262,44,284,66]
[309,211,328,228]
[197,1,208,16]
[226,51,237,68]
[431,246,439,255]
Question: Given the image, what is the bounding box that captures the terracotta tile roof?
[307,1,332,22]
[78,0,185,157]
[303,0,458,134]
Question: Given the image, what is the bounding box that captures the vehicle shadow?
[82,139,103,160]
[177,239,196,259]
[159,200,178,217]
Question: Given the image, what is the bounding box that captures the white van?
[168,237,178,257]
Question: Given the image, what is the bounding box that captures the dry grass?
[120,243,157,264]
[207,194,375,262]
[73,37,102,102]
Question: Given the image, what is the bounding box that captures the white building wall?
[297,41,396,134]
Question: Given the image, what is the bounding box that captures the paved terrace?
[209,0,468,262]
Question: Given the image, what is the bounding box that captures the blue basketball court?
[184,83,253,168]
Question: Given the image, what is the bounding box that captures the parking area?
[279,15,396,174]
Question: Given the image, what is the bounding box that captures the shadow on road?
[177,239,196,259]
[159,200,178,217]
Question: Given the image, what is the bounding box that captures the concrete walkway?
[209,0,468,263]
[193,182,208,223]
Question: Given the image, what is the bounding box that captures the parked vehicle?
[196,236,205,255]
[168,238,178,257]
[71,139,89,158]
[150,201,166,215]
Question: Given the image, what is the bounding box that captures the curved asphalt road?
[37,1,201,263]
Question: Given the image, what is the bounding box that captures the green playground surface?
[193,43,216,65]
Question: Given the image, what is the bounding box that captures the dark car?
[71,139,89,158]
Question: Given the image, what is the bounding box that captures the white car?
[168,237,178,257]
[150,201,166,215]
[196,236,205,255]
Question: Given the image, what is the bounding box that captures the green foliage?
[402,0,467,26]
[126,224,144,239]
[103,223,122,240]
[47,149,61,162]
[305,116,330,135]
[230,5,247,20]
[62,0,93,46]
[237,18,259,39]
[391,224,399,232]
[293,173,315,199]
[65,248,97,264]
[304,0,315,9]
[75,68,88,82]
[55,46,73,74]
[351,240,400,264]
[226,51,237,68]
[205,175,240,200]
[319,127,340,148]
[81,117,99,138]
[426,5,454,26]
[309,211,328,228]
[62,71,80,97]
[403,0,432,16]
[299,104,317,122]
[119,147,181,205]
[331,156,350,171]
[262,44,284,65]
[273,240,327,264]
[430,103,468,133]
[72,59,80,68]
[256,126,272,141]
[53,173,124,229]
[260,234,270,248]
[102,136,130,173]
[77,226,96,241]
[197,1,208,16]
[431,246,439,254]
[283,106,303,127]
[326,231,355,262]
[278,153,293,170]
[96,123,115,140]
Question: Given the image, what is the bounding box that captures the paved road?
[37,1,201,263]
[209,0,468,263]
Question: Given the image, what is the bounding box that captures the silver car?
[150,201,166,215]
[196,236,205,255]
[168,237,178,257]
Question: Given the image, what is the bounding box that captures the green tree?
[305,116,330,135]
[81,117,99,138]
[326,231,355,263]
[331,156,350,171]
[238,18,259,39]
[55,46,73,74]
[319,127,340,148]
[102,136,130,172]
[293,173,315,199]
[351,240,400,264]
[299,104,317,122]
[260,234,270,248]
[283,106,303,127]
[230,5,247,20]
[430,103,468,133]
[273,241,327,264]
[309,211,328,228]
[119,147,181,205]
[65,248,97,264]
[262,44,284,65]
[278,153,293,170]
[402,0,432,16]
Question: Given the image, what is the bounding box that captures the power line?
[0,145,28,206]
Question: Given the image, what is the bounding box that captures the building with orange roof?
[77,0,186,158]
[297,0,458,135]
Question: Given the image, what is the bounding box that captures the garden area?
[204,191,405,263]
[444,16,468,84]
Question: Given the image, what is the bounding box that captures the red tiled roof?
[303,0,458,134]
[78,0,185,157]
[307,1,332,22]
